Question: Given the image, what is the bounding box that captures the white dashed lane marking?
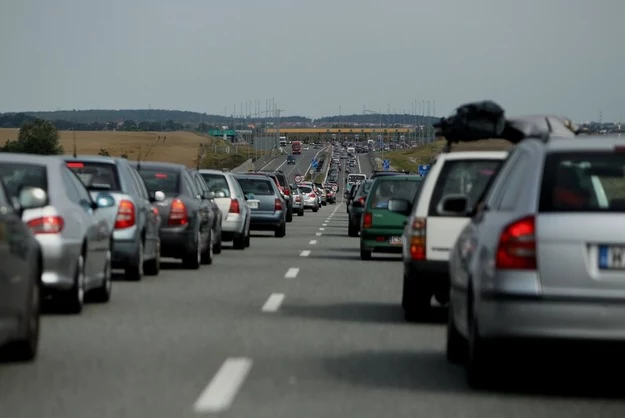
[309,240,317,245]
[193,358,253,413]
[284,268,300,279]
[300,250,311,257]
[261,293,285,312]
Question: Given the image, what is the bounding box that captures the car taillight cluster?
[362,212,373,229]
[496,215,536,270]
[358,196,366,205]
[229,198,240,214]
[168,198,188,226]
[27,216,65,234]
[274,198,283,211]
[409,217,426,260]
[309,193,316,198]
[115,199,135,229]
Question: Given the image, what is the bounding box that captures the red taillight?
[409,217,426,260]
[27,216,64,234]
[362,212,372,229]
[295,196,302,202]
[358,196,365,205]
[152,207,159,217]
[275,198,283,211]
[309,193,316,198]
[115,199,135,229]
[229,199,240,214]
[496,216,536,270]
[168,199,188,226]
[283,188,290,196]
[66,162,84,168]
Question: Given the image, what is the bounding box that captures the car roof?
[198,169,231,175]
[130,161,187,171]
[538,136,625,152]
[436,151,508,161]
[235,174,274,181]
[63,154,121,164]
[0,153,63,168]
[374,174,423,181]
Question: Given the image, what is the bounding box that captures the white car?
[400,151,508,321]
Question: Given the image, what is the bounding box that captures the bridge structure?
[264,127,413,141]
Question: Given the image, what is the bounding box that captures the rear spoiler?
[434,100,580,152]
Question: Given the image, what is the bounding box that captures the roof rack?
[434,100,580,153]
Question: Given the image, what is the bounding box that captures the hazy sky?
[1,0,623,121]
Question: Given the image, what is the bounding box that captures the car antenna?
[73,131,77,158]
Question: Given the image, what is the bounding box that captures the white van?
[400,151,508,320]
[347,146,355,154]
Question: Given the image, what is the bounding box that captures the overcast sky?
[1,0,623,121]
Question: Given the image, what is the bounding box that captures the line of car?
[343,113,625,388]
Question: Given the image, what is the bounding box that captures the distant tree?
[120,152,129,159]
[98,148,110,156]
[1,118,63,154]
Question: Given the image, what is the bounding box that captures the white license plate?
[599,245,625,269]
[389,236,403,245]
[247,200,259,209]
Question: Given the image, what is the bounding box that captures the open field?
[381,138,513,172]
[0,129,257,168]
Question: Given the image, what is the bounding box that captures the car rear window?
[237,178,274,196]
[0,163,48,198]
[200,173,231,198]
[370,179,422,209]
[299,186,313,194]
[66,161,121,192]
[428,159,502,217]
[137,169,180,196]
[539,152,625,212]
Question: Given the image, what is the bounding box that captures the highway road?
[1,152,624,418]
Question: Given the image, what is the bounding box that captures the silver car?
[198,169,251,250]
[297,183,319,212]
[290,186,305,217]
[446,131,625,386]
[0,154,115,314]
[65,156,163,281]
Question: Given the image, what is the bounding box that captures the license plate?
[247,200,259,209]
[598,245,625,269]
[389,236,403,245]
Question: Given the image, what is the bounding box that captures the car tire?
[182,231,201,269]
[402,274,431,322]
[447,304,468,364]
[233,231,246,250]
[2,264,40,362]
[89,246,112,303]
[312,206,318,213]
[213,230,223,254]
[467,322,496,389]
[244,228,251,247]
[298,208,304,216]
[144,239,161,276]
[201,229,213,265]
[348,220,358,237]
[275,223,286,238]
[359,243,372,260]
[62,253,86,314]
[125,241,144,281]
[286,208,293,222]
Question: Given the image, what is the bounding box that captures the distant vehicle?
[291,141,302,155]
[346,173,367,190]
[347,146,355,153]
[234,174,287,238]
[287,155,296,165]
[279,137,287,147]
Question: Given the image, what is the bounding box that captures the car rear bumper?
[37,235,81,292]
[111,239,139,268]
[159,225,195,258]
[250,212,284,230]
[478,294,625,341]
[361,229,404,252]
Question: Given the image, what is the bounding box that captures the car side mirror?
[149,190,165,202]
[387,198,412,215]
[437,194,470,216]
[95,192,116,209]
[17,187,48,216]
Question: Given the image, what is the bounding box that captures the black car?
[287,155,296,165]
[131,161,214,268]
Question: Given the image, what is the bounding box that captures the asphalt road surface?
[1,152,624,418]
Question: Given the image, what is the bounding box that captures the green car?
[359,175,423,260]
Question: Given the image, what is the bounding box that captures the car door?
[183,172,210,242]
[63,167,109,282]
[193,173,219,230]
[128,165,158,257]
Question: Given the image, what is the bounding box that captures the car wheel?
[298,208,304,216]
[348,220,358,237]
[275,223,286,238]
[213,229,223,254]
[62,253,86,314]
[144,239,161,276]
[89,246,112,303]
[312,206,318,213]
[401,273,431,322]
[233,230,246,250]
[182,231,201,269]
[359,243,372,260]
[467,321,496,389]
[244,227,251,247]
[3,264,40,362]
[125,240,144,281]
[201,229,213,265]
[286,208,293,222]
[447,303,468,364]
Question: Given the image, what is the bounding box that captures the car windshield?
[200,173,231,198]
[66,161,121,191]
[0,163,48,198]
[539,152,625,212]
[137,169,180,196]
[428,159,503,216]
[237,178,274,195]
[370,179,422,209]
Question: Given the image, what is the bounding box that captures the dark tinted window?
[539,152,625,212]
[66,161,121,191]
[0,163,48,198]
[237,178,274,196]
[200,174,231,198]
[137,169,180,196]
[370,179,422,208]
[273,173,287,188]
[428,159,502,216]
[299,185,313,194]
[0,181,8,204]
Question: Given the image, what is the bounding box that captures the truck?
[291,141,302,155]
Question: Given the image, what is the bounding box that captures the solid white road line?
[357,155,362,173]
[319,228,325,231]
[300,250,311,257]
[193,358,253,413]
[284,267,300,279]
[315,232,322,236]
[261,293,285,312]
[309,240,317,245]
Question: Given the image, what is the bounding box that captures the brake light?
[229,198,240,214]
[362,212,372,229]
[115,199,135,229]
[27,216,64,234]
[358,196,365,205]
[275,198,283,211]
[309,193,316,198]
[168,199,188,226]
[152,207,159,217]
[409,217,426,260]
[496,215,536,270]
[155,173,168,179]
[283,188,290,196]
[295,196,302,202]
[66,162,84,168]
